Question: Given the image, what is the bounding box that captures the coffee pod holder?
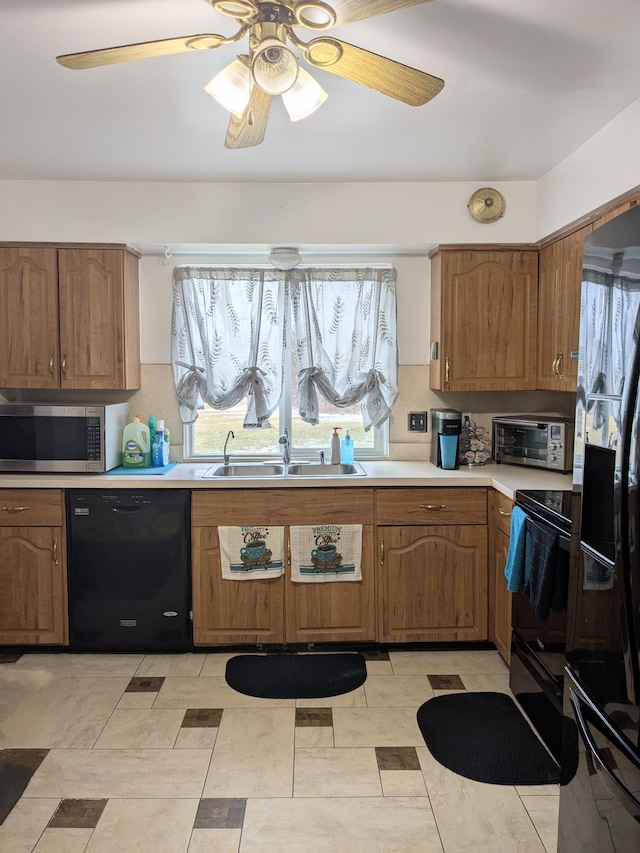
[458,417,491,466]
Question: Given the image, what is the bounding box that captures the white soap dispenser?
[330,426,342,464]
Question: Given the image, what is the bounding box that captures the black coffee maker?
[430,408,462,470]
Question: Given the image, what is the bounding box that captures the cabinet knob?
[419,504,446,511]
[2,505,30,513]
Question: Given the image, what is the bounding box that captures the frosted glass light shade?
[282,67,328,121]
[251,39,298,95]
[204,59,251,118]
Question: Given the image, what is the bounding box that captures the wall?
[536,99,640,238]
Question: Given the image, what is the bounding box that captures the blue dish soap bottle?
[152,419,169,467]
[341,430,354,464]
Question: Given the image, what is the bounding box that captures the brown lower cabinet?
[191,488,376,646]
[0,489,68,645]
[488,490,513,663]
[376,488,488,642]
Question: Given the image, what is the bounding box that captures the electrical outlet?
[462,411,472,427]
[408,411,428,432]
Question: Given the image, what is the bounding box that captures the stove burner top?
[515,489,573,533]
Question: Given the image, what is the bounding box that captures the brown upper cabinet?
[429,247,538,391]
[537,226,589,391]
[0,245,141,390]
[536,198,640,392]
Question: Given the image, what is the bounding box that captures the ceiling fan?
[56,0,444,150]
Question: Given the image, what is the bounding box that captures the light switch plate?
[408,412,428,432]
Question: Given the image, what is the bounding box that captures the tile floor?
[0,648,559,852]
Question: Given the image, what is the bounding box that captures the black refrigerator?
[559,205,640,850]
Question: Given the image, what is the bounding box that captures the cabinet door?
[0,526,68,645]
[192,526,284,645]
[58,248,140,390]
[379,525,487,642]
[0,247,60,388]
[431,250,538,391]
[284,525,376,644]
[537,226,589,391]
[488,491,513,663]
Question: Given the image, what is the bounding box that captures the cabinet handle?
[551,355,558,375]
[61,354,67,378]
[419,504,446,511]
[556,352,564,379]
[498,508,511,518]
[53,538,59,565]
[380,538,384,566]
[2,505,30,513]
[49,354,55,377]
[445,356,450,383]
[287,537,291,566]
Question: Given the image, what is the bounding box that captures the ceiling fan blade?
[225,87,273,149]
[327,0,433,27]
[304,38,443,106]
[56,34,228,70]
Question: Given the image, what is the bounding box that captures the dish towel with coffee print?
[218,526,285,579]
[290,525,362,582]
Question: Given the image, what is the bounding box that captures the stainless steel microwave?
[492,415,574,473]
[0,402,129,473]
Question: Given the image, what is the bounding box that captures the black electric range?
[509,488,573,766]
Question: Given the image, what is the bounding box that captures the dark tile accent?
[427,674,465,691]
[361,650,390,661]
[48,798,108,829]
[0,749,49,825]
[375,746,421,771]
[195,798,246,830]
[182,708,223,728]
[295,708,333,727]
[0,654,22,664]
[125,676,165,693]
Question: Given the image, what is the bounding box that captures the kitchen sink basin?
[203,463,286,478]
[202,461,366,479]
[286,462,366,476]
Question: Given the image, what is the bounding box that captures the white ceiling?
[2,0,640,185]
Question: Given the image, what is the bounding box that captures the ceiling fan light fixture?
[204,58,251,118]
[251,38,299,95]
[282,67,328,121]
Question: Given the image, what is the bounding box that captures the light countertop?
[0,461,572,500]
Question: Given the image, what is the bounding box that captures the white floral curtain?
[289,267,398,430]
[578,265,640,432]
[171,267,287,426]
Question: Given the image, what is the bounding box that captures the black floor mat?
[417,691,560,785]
[225,652,367,699]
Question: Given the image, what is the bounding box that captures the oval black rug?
[225,652,367,699]
[417,691,560,785]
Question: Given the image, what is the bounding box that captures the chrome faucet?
[279,427,291,465]
[223,430,234,465]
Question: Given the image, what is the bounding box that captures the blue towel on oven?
[504,506,528,593]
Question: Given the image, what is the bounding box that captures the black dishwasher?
[66,489,192,652]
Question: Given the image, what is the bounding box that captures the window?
[172,265,397,461]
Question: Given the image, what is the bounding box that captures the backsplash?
[1,363,575,464]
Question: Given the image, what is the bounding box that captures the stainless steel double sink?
[202,461,366,479]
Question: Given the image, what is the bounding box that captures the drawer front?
[192,488,375,526]
[491,490,514,536]
[0,489,63,526]
[375,488,487,525]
